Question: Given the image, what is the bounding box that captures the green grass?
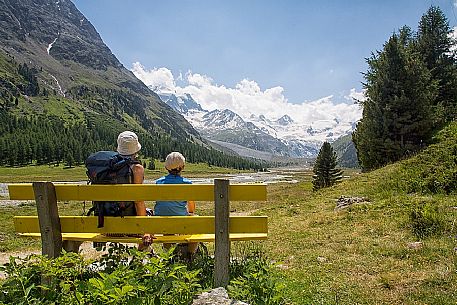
[0,164,88,183]
[0,161,248,183]
[41,96,86,122]
[255,123,457,304]
[261,177,456,304]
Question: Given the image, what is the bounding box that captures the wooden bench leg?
[63,241,83,253]
[33,182,62,258]
[214,179,230,288]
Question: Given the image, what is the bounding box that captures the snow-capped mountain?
[159,93,204,114]
[247,114,354,144]
[159,92,355,159]
[188,108,291,156]
[276,114,294,126]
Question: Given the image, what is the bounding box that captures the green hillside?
[260,122,456,304]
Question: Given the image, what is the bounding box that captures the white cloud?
[454,0,457,8]
[345,88,366,103]
[132,63,362,125]
[450,27,457,53]
[186,72,213,87]
[131,62,175,92]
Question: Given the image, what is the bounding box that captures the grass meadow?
[0,159,456,304]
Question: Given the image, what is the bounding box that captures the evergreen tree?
[353,29,436,170]
[312,142,343,191]
[65,153,75,168]
[416,6,457,124]
[147,158,156,170]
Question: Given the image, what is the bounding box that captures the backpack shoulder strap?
[127,160,142,184]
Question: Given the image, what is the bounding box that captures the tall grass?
[259,122,457,304]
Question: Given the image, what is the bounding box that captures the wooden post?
[33,182,62,258]
[214,179,230,287]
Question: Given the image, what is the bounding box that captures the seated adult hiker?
[154,151,198,258]
[86,131,152,249]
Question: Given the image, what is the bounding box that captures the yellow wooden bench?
[9,179,267,286]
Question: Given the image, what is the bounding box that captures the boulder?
[335,195,370,210]
[192,287,249,305]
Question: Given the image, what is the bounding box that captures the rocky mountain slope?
[0,0,197,139]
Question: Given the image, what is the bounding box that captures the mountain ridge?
[159,91,355,160]
[0,0,201,140]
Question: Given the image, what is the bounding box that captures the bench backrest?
[8,183,267,201]
[9,182,268,235]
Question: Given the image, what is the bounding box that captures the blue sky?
[72,0,457,107]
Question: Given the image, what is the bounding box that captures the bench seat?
[14,215,268,244]
[18,233,268,243]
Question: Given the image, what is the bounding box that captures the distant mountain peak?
[160,92,205,113]
[277,114,294,126]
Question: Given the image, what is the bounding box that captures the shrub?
[0,242,287,305]
[228,244,287,305]
[409,201,447,238]
[0,244,201,305]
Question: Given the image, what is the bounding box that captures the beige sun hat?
[165,152,185,170]
[117,131,141,156]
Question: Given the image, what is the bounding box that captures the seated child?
[154,152,197,258]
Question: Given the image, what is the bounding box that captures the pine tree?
[312,142,343,191]
[65,153,75,168]
[353,29,436,170]
[416,6,457,124]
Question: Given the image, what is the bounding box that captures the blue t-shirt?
[154,174,192,216]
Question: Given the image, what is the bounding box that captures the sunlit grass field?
[0,161,247,183]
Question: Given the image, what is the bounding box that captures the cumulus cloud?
[132,63,362,125]
[131,62,175,92]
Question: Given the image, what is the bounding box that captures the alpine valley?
[0,0,263,170]
[0,0,358,168]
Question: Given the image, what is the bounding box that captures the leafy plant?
[0,242,286,305]
[0,244,201,305]
[228,244,288,305]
